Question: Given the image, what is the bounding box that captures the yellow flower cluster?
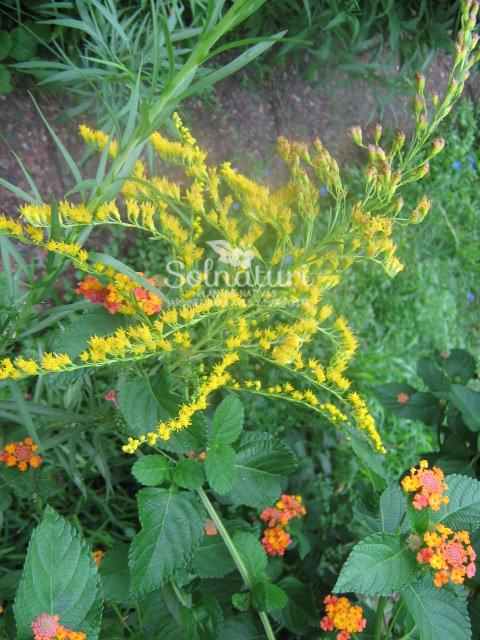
[123,351,239,452]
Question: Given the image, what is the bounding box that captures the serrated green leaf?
[444,349,477,384]
[232,592,251,612]
[417,357,451,392]
[10,27,37,62]
[407,501,430,536]
[132,455,170,486]
[233,532,267,581]
[118,378,177,437]
[0,31,12,61]
[212,395,244,445]
[0,483,12,511]
[354,484,406,534]
[57,308,126,360]
[174,458,205,489]
[137,587,183,639]
[14,506,103,639]
[193,535,236,579]
[446,385,480,431]
[99,544,130,603]
[129,488,205,597]
[272,577,318,633]
[402,575,471,640]
[180,595,223,640]
[433,474,480,531]
[205,444,236,494]
[334,533,416,596]
[223,614,263,639]
[228,432,297,509]
[251,579,287,613]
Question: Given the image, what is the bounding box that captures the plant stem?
[110,601,133,633]
[196,487,276,640]
[374,596,386,640]
[398,625,417,640]
[385,600,404,639]
[170,580,190,608]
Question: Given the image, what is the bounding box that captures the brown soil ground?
[0,53,478,218]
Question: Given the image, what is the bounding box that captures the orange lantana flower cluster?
[205,518,218,535]
[260,495,306,556]
[320,595,366,640]
[401,460,449,511]
[31,614,86,640]
[75,272,162,315]
[417,524,476,588]
[0,437,41,471]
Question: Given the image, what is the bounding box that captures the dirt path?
[0,53,476,217]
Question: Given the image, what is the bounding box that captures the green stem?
[110,601,133,633]
[171,580,190,608]
[374,596,386,640]
[197,487,276,640]
[385,600,404,639]
[398,625,417,640]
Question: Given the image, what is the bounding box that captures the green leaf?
[205,444,237,494]
[402,575,471,640]
[0,64,12,94]
[174,458,206,489]
[375,382,418,413]
[222,614,263,640]
[232,592,251,612]
[137,587,183,639]
[0,31,12,61]
[433,474,480,531]
[193,535,236,579]
[345,424,388,491]
[14,506,103,639]
[251,579,287,613]
[179,595,223,640]
[353,484,406,534]
[228,432,297,509]
[272,577,318,634]
[118,378,177,437]
[444,349,476,384]
[417,357,451,392]
[99,544,130,603]
[129,487,205,597]
[0,484,12,511]
[10,27,37,62]
[57,308,126,360]
[446,385,480,431]
[233,532,267,581]
[334,533,416,596]
[132,455,170,486]
[212,395,244,445]
[407,501,430,536]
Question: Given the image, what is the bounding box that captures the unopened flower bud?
[394,195,404,213]
[446,77,457,99]
[418,195,431,214]
[431,91,439,109]
[374,123,382,144]
[416,161,430,179]
[470,33,479,51]
[376,146,386,162]
[416,114,428,132]
[313,138,324,153]
[430,138,445,157]
[365,164,376,185]
[413,93,423,115]
[367,144,377,162]
[415,72,425,92]
[392,131,406,152]
[391,170,402,186]
[457,31,465,46]
[349,126,363,146]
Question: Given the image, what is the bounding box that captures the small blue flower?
[320,185,328,196]
[263,167,271,175]
[232,202,240,210]
[452,160,462,170]
[285,255,293,265]
[467,292,475,302]
[469,153,476,173]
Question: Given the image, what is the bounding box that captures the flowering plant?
[0,1,479,639]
